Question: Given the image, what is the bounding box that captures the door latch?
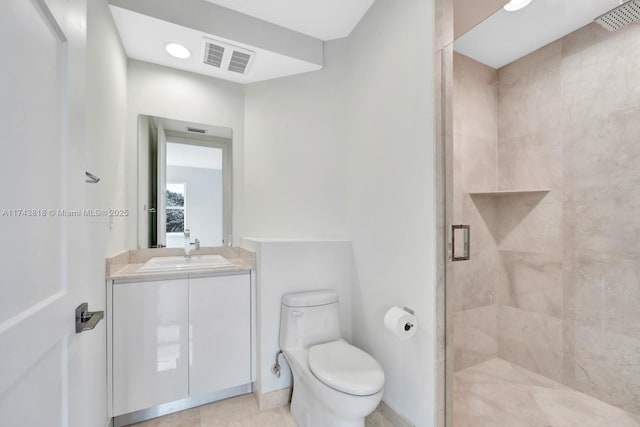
[75,303,104,333]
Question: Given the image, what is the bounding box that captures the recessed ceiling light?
[165,42,191,59]
[503,0,532,12]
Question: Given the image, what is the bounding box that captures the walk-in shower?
[445,0,640,425]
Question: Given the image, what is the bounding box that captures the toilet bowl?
[279,291,385,427]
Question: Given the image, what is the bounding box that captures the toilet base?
[290,376,367,427]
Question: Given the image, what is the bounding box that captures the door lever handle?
[75,303,104,333]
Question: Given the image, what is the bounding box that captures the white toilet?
[280,290,385,427]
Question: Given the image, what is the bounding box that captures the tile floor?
[453,358,640,427]
[131,393,395,427]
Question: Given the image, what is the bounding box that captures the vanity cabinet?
[111,273,251,417]
[113,279,189,416]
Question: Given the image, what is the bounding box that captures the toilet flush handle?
[291,310,304,317]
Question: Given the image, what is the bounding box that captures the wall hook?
[85,171,100,183]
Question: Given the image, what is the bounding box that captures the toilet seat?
[308,340,385,396]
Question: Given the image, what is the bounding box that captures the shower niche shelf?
[468,189,550,197]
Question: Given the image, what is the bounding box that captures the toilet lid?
[308,340,385,396]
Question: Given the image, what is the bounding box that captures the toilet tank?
[279,290,342,351]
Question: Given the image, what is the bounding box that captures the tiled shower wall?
[453,21,640,415]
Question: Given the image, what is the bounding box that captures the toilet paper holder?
[403,307,415,330]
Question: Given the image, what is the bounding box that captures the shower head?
[594,0,640,31]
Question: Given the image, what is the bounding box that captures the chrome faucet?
[184,229,192,258]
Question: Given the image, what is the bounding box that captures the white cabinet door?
[189,274,251,396]
[113,279,189,416]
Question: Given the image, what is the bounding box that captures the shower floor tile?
[454,358,640,427]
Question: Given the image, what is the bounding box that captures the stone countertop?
[106,246,254,282]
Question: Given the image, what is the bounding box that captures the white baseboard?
[252,385,292,411]
[377,400,415,427]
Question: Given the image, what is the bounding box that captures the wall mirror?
[138,115,232,249]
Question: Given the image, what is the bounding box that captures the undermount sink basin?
[138,254,233,272]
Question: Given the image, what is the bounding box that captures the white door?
[0,0,87,425]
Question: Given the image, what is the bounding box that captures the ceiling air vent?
[201,38,254,75]
[203,41,225,68]
[187,127,206,134]
[228,51,252,74]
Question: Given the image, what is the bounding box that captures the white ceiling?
[110,6,322,84]
[204,0,375,41]
[167,142,222,170]
[453,0,622,68]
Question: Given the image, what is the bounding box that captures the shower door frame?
[433,8,453,427]
[433,1,510,426]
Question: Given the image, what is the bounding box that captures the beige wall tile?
[453,248,496,311]
[496,198,562,256]
[454,305,498,371]
[498,251,562,317]
[564,323,640,414]
[454,52,498,193]
[498,129,562,191]
[561,22,614,60]
[454,53,498,141]
[564,253,640,340]
[498,305,563,382]
[498,41,562,141]
[451,195,498,311]
[564,179,640,260]
[562,107,640,191]
[460,134,498,193]
[561,23,640,125]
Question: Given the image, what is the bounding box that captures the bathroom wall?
[495,21,640,414]
[344,0,435,424]
[245,0,437,423]
[451,52,499,371]
[77,0,129,425]
[126,60,245,247]
[243,40,350,240]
